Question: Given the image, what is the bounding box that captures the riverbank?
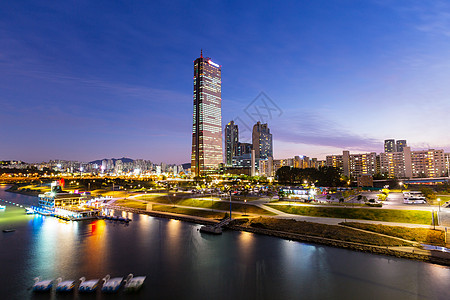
[111,204,450,267]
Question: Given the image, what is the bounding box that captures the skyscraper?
[191,51,223,176]
[225,121,239,166]
[252,121,273,160]
[396,140,407,152]
[384,139,395,153]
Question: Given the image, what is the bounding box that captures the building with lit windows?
[396,140,407,152]
[224,121,239,166]
[384,139,396,153]
[379,147,412,178]
[326,151,378,178]
[410,149,445,178]
[252,122,273,161]
[191,51,223,176]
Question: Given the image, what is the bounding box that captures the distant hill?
[89,157,134,165]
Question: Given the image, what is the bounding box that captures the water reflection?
[1,186,450,300]
[83,220,108,274]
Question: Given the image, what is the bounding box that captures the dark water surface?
[1,185,449,300]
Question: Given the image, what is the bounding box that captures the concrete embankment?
[227,224,450,266]
[111,205,450,267]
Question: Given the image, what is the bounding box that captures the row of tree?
[275,166,343,186]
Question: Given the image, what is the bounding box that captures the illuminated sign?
[208,60,220,68]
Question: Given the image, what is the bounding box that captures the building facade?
[224,121,239,166]
[384,139,396,153]
[326,151,378,178]
[410,149,445,178]
[396,140,407,152]
[252,122,273,160]
[191,51,223,176]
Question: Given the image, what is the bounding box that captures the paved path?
[115,193,449,230]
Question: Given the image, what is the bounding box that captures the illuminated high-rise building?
[252,122,273,160]
[225,121,239,166]
[384,139,395,153]
[191,50,222,176]
[396,140,407,152]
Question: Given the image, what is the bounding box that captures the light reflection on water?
[1,185,450,299]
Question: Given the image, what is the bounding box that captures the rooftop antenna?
[200,49,203,58]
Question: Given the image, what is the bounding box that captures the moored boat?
[55,278,76,292]
[102,275,124,293]
[123,274,146,292]
[33,277,53,292]
[78,277,100,293]
[200,225,222,234]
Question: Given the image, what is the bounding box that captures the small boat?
[200,225,222,234]
[0,205,5,210]
[33,277,53,292]
[25,207,35,214]
[2,229,16,233]
[102,275,124,293]
[123,274,146,292]
[55,278,76,292]
[78,277,100,293]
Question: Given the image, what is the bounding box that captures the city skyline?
[1,1,450,163]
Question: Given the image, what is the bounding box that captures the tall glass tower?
[225,121,239,166]
[252,121,273,160]
[191,50,223,176]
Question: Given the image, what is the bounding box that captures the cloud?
[273,113,380,152]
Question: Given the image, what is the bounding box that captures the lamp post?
[229,190,232,220]
[244,199,247,216]
[438,198,441,212]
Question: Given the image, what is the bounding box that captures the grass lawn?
[267,204,432,225]
[342,222,446,246]
[135,196,275,215]
[115,199,147,209]
[151,205,238,219]
[235,217,412,247]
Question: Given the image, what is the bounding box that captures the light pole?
[438,198,441,212]
[244,199,247,216]
[229,190,232,220]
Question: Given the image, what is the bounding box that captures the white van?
[403,197,427,204]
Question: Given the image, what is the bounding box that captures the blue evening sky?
[1,0,449,163]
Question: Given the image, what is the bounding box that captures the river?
[0,185,449,299]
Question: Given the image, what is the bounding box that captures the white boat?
[124,274,146,292]
[102,275,124,293]
[33,277,53,292]
[25,207,35,214]
[55,278,76,292]
[0,205,5,210]
[78,277,100,292]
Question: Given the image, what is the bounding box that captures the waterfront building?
[384,139,396,153]
[252,122,273,161]
[191,50,223,176]
[225,121,239,166]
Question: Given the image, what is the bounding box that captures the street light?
[244,199,247,216]
[438,198,441,212]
